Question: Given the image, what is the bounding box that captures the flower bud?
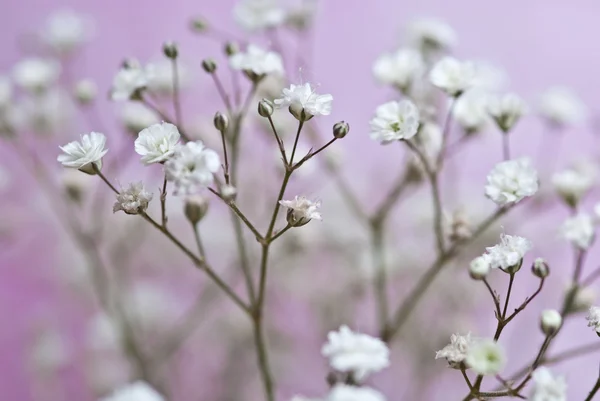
[74,79,97,105]
[258,99,274,118]
[79,161,102,175]
[333,121,350,139]
[286,209,311,227]
[162,41,178,59]
[220,184,237,202]
[532,258,549,279]
[190,16,208,33]
[289,104,313,122]
[469,256,490,280]
[540,309,562,335]
[202,59,217,74]
[224,42,239,56]
[213,112,229,132]
[184,195,209,225]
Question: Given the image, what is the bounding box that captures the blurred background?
[2,0,600,400]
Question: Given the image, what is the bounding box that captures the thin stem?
[502,133,510,161]
[293,138,337,170]
[582,266,600,287]
[503,278,545,325]
[140,97,191,142]
[482,279,502,319]
[192,223,206,258]
[270,224,292,242]
[266,115,288,165]
[371,222,389,334]
[171,58,183,127]
[436,98,456,169]
[219,127,231,184]
[461,368,474,392]
[211,72,233,115]
[289,120,305,165]
[208,188,263,241]
[160,174,168,227]
[371,168,412,223]
[94,166,119,194]
[501,273,515,319]
[584,375,600,401]
[252,315,275,401]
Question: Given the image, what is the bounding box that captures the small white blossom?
[586,306,600,334]
[29,327,70,373]
[57,132,108,174]
[41,10,90,54]
[453,90,490,133]
[552,168,593,206]
[19,88,74,135]
[538,86,587,127]
[12,58,60,92]
[233,0,286,31]
[435,332,473,368]
[145,59,191,95]
[416,122,442,164]
[327,385,386,401]
[100,381,164,401]
[285,0,317,30]
[372,48,424,91]
[120,102,160,133]
[274,83,333,120]
[469,256,490,280]
[529,367,567,401]
[321,325,389,380]
[487,93,527,133]
[124,283,180,330]
[485,158,539,206]
[540,309,562,335]
[86,313,122,351]
[471,61,509,91]
[74,79,97,104]
[406,17,457,51]
[135,122,181,165]
[280,196,322,226]
[369,100,420,144]
[429,57,476,97]
[569,284,596,312]
[230,44,284,77]
[113,182,153,215]
[485,233,532,272]
[560,213,595,250]
[164,141,220,195]
[465,339,505,376]
[111,64,151,101]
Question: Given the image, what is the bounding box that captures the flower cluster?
[164,141,221,195]
[485,158,539,206]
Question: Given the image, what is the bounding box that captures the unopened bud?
[333,121,349,139]
[258,99,274,118]
[79,161,102,175]
[469,256,490,280]
[162,41,178,59]
[289,104,313,122]
[220,184,237,201]
[540,309,562,335]
[285,210,312,227]
[532,258,550,279]
[202,59,217,74]
[224,42,239,56]
[213,112,229,132]
[190,16,208,33]
[184,195,209,225]
[74,79,97,105]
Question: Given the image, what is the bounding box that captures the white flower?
[529,367,567,401]
[470,61,509,91]
[19,88,74,135]
[12,58,60,92]
[429,57,476,97]
[369,100,420,144]
[552,168,593,206]
[487,93,527,133]
[406,17,457,51]
[233,0,286,31]
[274,83,333,120]
[74,79,97,103]
[279,196,322,226]
[484,158,539,206]
[41,10,90,53]
[586,306,600,334]
[469,256,490,280]
[230,44,284,77]
[570,284,596,312]
[560,213,595,250]
[57,132,108,174]
[86,313,122,351]
[164,141,220,195]
[372,48,424,90]
[111,64,150,101]
[135,122,181,164]
[30,327,70,373]
[327,385,386,401]
[485,233,532,271]
[113,182,153,215]
[453,90,490,133]
[145,59,191,95]
[321,325,389,380]
[124,283,180,330]
[465,339,505,375]
[435,332,473,368]
[0,76,12,109]
[120,102,160,133]
[100,381,164,401]
[538,86,587,127]
[540,309,562,335]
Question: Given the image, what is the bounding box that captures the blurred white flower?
[468,256,490,280]
[280,196,322,226]
[429,57,476,97]
[233,0,286,31]
[406,17,457,51]
[0,76,12,109]
[61,168,94,202]
[321,325,389,380]
[12,58,60,92]
[372,48,424,91]
[111,63,151,101]
[453,90,490,133]
[285,0,318,30]
[586,306,600,334]
[570,284,596,312]
[485,233,532,271]
[416,122,442,163]
[529,367,567,401]
[485,158,538,206]
[230,44,284,77]
[145,59,191,95]
[164,141,220,195]
[100,381,164,401]
[327,385,386,401]
[560,213,595,250]
[74,79,97,104]
[369,100,420,144]
[29,327,70,373]
[471,61,508,91]
[124,283,180,331]
[41,9,90,54]
[120,102,160,133]
[538,86,587,127]
[552,167,593,207]
[435,332,473,368]
[465,339,505,375]
[487,93,527,133]
[274,83,333,120]
[540,309,562,334]
[19,88,74,135]
[113,182,153,215]
[86,313,122,351]
[135,122,181,164]
[57,132,108,174]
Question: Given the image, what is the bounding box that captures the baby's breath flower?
[453,90,490,134]
[538,86,587,127]
[532,258,549,278]
[280,196,322,227]
[12,58,60,92]
[145,59,191,95]
[321,325,390,381]
[429,57,476,97]
[487,93,527,133]
[586,306,600,335]
[469,256,490,280]
[74,79,97,104]
[41,10,90,54]
[111,63,151,101]
[369,100,420,144]
[485,233,532,273]
[164,141,220,195]
[406,17,457,52]
[120,103,160,133]
[552,167,593,207]
[540,309,562,335]
[57,132,108,174]
[233,0,286,31]
[485,158,538,206]
[465,339,505,376]
[529,367,567,401]
[229,44,284,80]
[435,332,473,368]
[100,381,164,401]
[372,48,424,92]
[134,122,181,165]
[113,182,153,215]
[560,213,595,250]
[274,83,333,121]
[327,385,386,401]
